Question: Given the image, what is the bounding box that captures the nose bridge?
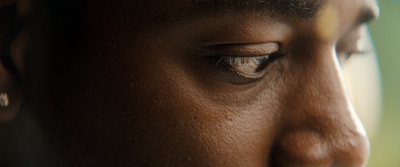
[329,49,368,138]
[283,46,364,136]
[271,46,370,167]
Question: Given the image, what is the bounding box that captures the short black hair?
[191,0,323,19]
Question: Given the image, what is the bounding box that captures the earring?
[0,93,9,107]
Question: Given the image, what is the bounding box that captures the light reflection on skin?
[315,3,380,139]
[314,2,382,140]
[315,4,340,41]
[315,3,370,137]
[343,29,382,140]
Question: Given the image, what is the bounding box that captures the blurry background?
[367,0,400,166]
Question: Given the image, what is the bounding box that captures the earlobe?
[0,62,22,122]
[0,2,22,122]
[0,93,9,107]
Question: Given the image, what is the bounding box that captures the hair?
[191,0,323,19]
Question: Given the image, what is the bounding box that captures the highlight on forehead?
[191,0,324,19]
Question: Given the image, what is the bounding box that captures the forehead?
[131,0,377,14]
[102,0,378,29]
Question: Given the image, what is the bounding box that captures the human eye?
[201,43,286,85]
[336,23,372,67]
[216,52,284,75]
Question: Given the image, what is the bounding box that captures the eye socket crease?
[204,42,280,57]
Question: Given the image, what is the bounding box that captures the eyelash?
[217,55,268,69]
[216,52,283,68]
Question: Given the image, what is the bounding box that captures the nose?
[270,47,370,167]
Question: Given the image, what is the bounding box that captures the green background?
[368,0,400,166]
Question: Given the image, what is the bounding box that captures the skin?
[0,0,379,166]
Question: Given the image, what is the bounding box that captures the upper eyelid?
[202,42,281,57]
[336,24,367,50]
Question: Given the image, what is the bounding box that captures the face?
[0,0,379,166]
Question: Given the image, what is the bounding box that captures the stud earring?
[0,93,9,107]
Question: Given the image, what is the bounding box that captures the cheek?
[51,29,284,165]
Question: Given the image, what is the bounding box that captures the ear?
[0,2,22,122]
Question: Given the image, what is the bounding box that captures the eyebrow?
[189,0,324,20]
[355,4,380,26]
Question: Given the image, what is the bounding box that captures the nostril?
[270,131,334,167]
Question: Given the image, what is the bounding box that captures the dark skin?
[0,0,379,166]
